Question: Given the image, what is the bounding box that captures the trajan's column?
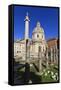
[24,12,30,39]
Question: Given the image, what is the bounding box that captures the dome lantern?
[37,22,40,28]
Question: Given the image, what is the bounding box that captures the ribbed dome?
[32,22,44,34]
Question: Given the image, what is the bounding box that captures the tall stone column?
[24,12,30,39]
[24,13,30,63]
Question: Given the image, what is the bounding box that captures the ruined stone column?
[50,48,53,64]
[25,39,30,63]
[55,45,58,64]
[53,47,56,64]
[38,49,42,72]
[24,39,30,84]
[39,59,42,72]
[46,48,49,68]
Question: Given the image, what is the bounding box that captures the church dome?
[32,22,44,34]
[32,22,45,41]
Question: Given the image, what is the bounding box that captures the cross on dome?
[37,21,40,27]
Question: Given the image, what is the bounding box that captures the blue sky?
[14,5,59,41]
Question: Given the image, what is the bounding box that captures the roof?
[47,38,58,42]
[14,38,31,43]
[47,38,58,48]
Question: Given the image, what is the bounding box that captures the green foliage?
[16,64,58,84]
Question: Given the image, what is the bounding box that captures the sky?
[14,5,59,41]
